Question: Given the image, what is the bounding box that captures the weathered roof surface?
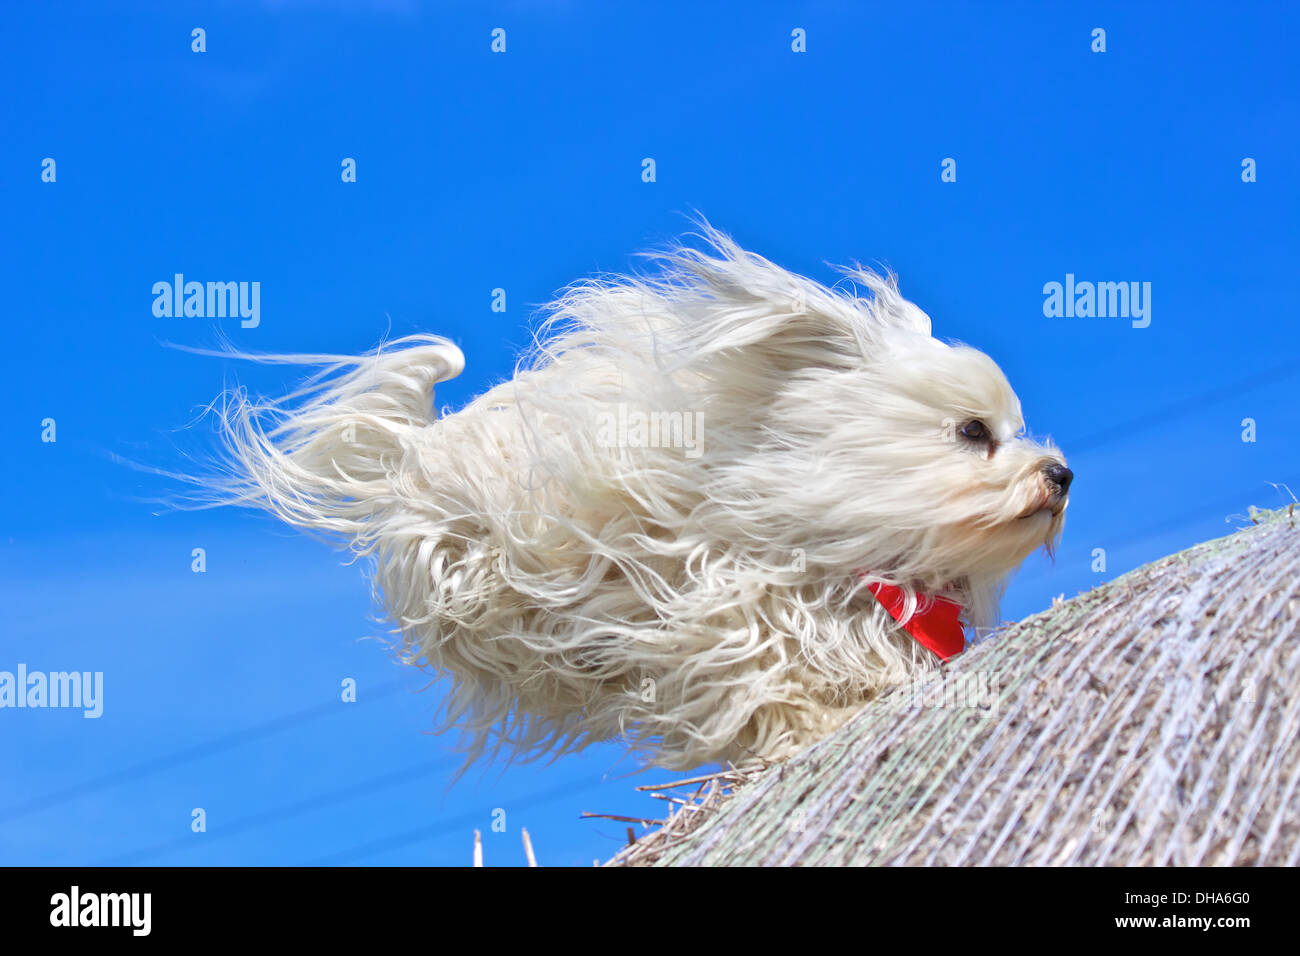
[611,505,1300,866]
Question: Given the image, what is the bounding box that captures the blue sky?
[2,1,1297,866]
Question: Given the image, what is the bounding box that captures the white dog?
[201,227,1070,770]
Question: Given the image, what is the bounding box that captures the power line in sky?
[1067,355,1300,454]
[0,677,409,826]
[99,756,453,865]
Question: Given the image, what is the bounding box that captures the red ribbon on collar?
[865,580,966,661]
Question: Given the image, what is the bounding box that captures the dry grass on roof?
[607,503,1300,866]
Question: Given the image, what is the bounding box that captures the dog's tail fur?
[199,335,465,554]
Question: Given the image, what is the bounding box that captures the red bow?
[865,580,966,661]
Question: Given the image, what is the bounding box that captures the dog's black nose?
[1044,464,1073,494]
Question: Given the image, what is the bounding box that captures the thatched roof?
[609,505,1300,866]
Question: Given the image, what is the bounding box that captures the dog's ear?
[837,266,933,338]
[644,229,934,375]
[542,226,936,382]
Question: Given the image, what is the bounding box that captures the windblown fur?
[200,227,1069,770]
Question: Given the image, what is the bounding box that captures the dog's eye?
[959,420,990,442]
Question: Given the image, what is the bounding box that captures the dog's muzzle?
[1017,462,1072,518]
[1042,462,1072,515]
[1044,463,1073,495]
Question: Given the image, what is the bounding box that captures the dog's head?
[821,325,1072,586]
[535,226,1069,613]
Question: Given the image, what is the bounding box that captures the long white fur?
[200,226,1067,770]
